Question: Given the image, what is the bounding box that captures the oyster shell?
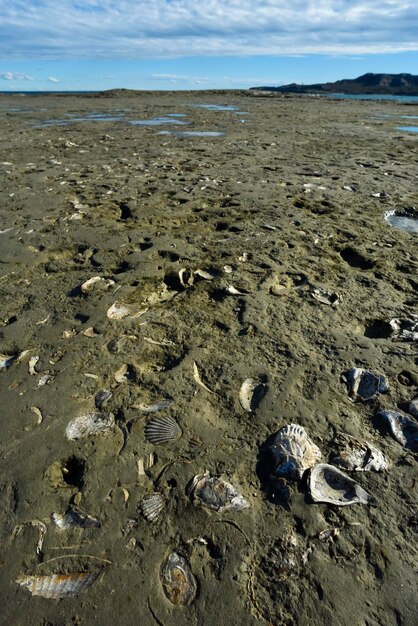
[377,410,418,452]
[16,571,100,599]
[52,507,101,529]
[311,287,341,307]
[81,276,115,293]
[65,412,115,440]
[188,473,249,512]
[330,434,389,471]
[269,424,322,480]
[389,315,418,342]
[342,367,389,402]
[308,464,371,506]
[160,552,197,606]
[239,378,266,412]
[144,415,182,445]
[140,493,165,523]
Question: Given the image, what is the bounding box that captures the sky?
[1,0,418,91]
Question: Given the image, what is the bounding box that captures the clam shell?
[342,367,389,402]
[16,571,100,599]
[160,552,197,606]
[188,473,249,512]
[308,463,371,506]
[331,435,389,471]
[311,287,341,307]
[144,415,182,445]
[81,276,115,293]
[377,410,418,452]
[65,412,115,440]
[52,508,101,529]
[269,424,322,480]
[140,493,165,522]
[239,378,266,412]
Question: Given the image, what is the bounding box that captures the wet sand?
[0,90,417,625]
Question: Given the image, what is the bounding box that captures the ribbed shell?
[377,410,418,452]
[308,464,371,506]
[269,424,322,480]
[188,473,249,512]
[160,552,197,606]
[15,572,100,599]
[140,493,165,522]
[144,415,182,445]
[65,412,115,440]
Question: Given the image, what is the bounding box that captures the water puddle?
[129,116,187,126]
[397,125,418,133]
[191,104,239,111]
[385,211,418,234]
[36,113,124,127]
[159,130,224,137]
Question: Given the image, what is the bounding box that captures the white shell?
[144,415,182,445]
[0,350,30,369]
[106,301,131,320]
[193,361,214,394]
[140,493,165,522]
[16,572,100,599]
[342,367,389,402]
[269,424,322,480]
[179,268,194,287]
[65,412,115,440]
[194,269,215,280]
[188,473,249,512]
[377,410,418,452]
[52,508,101,529]
[311,287,341,307]
[226,285,245,295]
[28,355,40,375]
[81,276,115,293]
[136,399,173,413]
[239,378,266,412]
[390,315,418,342]
[308,464,371,506]
[331,435,389,471]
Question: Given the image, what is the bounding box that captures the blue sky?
[1,1,418,91]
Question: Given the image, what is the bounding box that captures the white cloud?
[0,71,32,80]
[48,76,59,82]
[0,1,417,59]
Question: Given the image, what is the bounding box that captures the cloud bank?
[0,1,417,60]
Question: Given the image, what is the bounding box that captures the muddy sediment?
[0,90,417,625]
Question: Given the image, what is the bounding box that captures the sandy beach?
[0,90,417,625]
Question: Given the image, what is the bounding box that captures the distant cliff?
[251,73,418,95]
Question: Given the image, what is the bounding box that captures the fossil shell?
[144,415,182,445]
[140,493,165,522]
[342,367,389,402]
[65,412,115,440]
[308,463,371,506]
[389,315,418,342]
[239,378,266,412]
[52,508,101,529]
[311,287,341,307]
[81,276,115,293]
[377,410,418,452]
[160,552,197,606]
[188,473,249,512]
[16,571,100,599]
[330,435,389,471]
[269,424,322,480]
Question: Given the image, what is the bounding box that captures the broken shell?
[28,355,40,375]
[114,363,136,383]
[137,453,156,477]
[226,285,245,295]
[65,412,115,440]
[239,378,266,412]
[308,464,371,506]
[140,493,165,523]
[95,389,112,410]
[16,571,100,599]
[389,315,418,342]
[311,287,341,307]
[377,410,418,452]
[0,350,30,369]
[52,508,101,529]
[81,276,115,293]
[188,473,249,512]
[179,268,194,288]
[193,361,215,394]
[135,399,173,413]
[342,367,389,402]
[330,435,389,471]
[160,552,197,606]
[38,374,53,387]
[31,406,43,424]
[269,424,322,480]
[106,301,131,320]
[144,415,182,445]
[194,269,215,281]
[83,327,99,338]
[223,265,233,273]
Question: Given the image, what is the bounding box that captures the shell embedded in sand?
[95,389,112,409]
[311,287,341,307]
[308,463,371,506]
[269,424,322,480]
[188,473,249,512]
[65,412,115,440]
[160,552,197,606]
[140,493,165,523]
[15,571,100,599]
[135,399,173,413]
[0,350,30,370]
[377,409,418,452]
[178,268,194,288]
[389,315,418,342]
[330,435,389,471]
[144,415,182,445]
[81,276,115,293]
[239,378,266,412]
[342,367,389,402]
[106,301,130,320]
[52,508,101,529]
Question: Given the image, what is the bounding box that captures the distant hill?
[251,73,418,95]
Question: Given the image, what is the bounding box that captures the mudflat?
[0,90,417,626]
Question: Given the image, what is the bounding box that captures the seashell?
[239,378,266,412]
[377,410,418,452]
[179,268,194,288]
[308,463,371,506]
[389,315,418,342]
[81,276,115,293]
[114,363,136,383]
[31,406,43,424]
[52,507,101,529]
[144,415,182,445]
[188,473,249,512]
[106,301,131,320]
[193,361,214,394]
[330,434,389,471]
[140,493,165,522]
[342,367,389,402]
[28,355,40,375]
[311,287,341,307]
[38,374,53,387]
[135,399,173,413]
[95,389,112,409]
[238,252,249,262]
[16,571,100,599]
[0,350,30,369]
[160,553,197,606]
[65,412,115,440]
[223,265,233,273]
[137,453,156,477]
[194,269,215,281]
[83,327,99,338]
[62,329,77,339]
[226,285,245,295]
[269,424,322,480]
[406,397,418,420]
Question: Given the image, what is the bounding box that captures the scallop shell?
[81,276,115,293]
[160,552,197,606]
[52,508,101,529]
[377,410,418,452]
[311,287,341,307]
[16,571,100,599]
[65,412,115,440]
[330,435,389,471]
[239,378,266,412]
[308,463,371,506]
[188,473,249,512]
[269,424,322,480]
[140,493,165,522]
[342,367,389,402]
[144,415,182,445]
